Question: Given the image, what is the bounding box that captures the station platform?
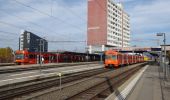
[106,64,170,100]
[127,64,170,100]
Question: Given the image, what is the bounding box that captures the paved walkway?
[127,64,170,100]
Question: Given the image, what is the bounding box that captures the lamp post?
[58,72,62,99]
[157,33,166,79]
[37,39,44,73]
[85,47,89,62]
[42,37,45,52]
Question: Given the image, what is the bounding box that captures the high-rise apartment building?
[19,30,48,52]
[87,0,130,53]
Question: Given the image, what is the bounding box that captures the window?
[15,54,24,59]
[105,55,117,60]
[29,54,35,59]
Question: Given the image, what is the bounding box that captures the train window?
[15,54,24,59]
[112,55,117,60]
[105,55,117,60]
[45,57,48,60]
[29,54,34,59]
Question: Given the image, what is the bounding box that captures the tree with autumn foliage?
[0,47,14,63]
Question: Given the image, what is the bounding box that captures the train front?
[104,50,118,68]
[15,50,29,65]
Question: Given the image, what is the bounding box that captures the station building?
[19,30,48,52]
[87,0,130,53]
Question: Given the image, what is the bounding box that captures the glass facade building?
[19,30,48,52]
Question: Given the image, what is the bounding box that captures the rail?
[0,62,99,74]
[0,63,15,66]
[0,68,109,100]
[16,63,147,100]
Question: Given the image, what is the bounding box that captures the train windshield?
[105,55,117,60]
[15,54,24,59]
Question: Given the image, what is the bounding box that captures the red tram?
[15,50,100,65]
[104,50,144,68]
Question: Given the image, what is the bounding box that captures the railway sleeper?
[10,63,146,100]
[68,66,141,100]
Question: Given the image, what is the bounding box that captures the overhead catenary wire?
[53,0,87,24]
[0,20,88,44]
[0,10,77,40]
[0,21,25,30]
[13,0,85,32]
[0,0,105,50]
[0,20,44,35]
[0,30,18,35]
[48,40,107,44]
[48,0,88,39]
[1,0,108,35]
[48,40,86,43]
[0,11,43,29]
[0,23,87,43]
[2,1,88,35]
[0,37,16,41]
[0,0,88,52]
[4,0,86,41]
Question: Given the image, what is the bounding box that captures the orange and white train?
[104,50,144,68]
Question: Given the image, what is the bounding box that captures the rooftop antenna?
[116,0,124,9]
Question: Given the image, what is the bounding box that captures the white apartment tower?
[88,0,130,53]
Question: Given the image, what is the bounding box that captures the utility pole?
[19,37,20,50]
[163,33,167,78]
[85,47,89,62]
[42,37,45,52]
[37,39,43,73]
[85,40,89,62]
[157,33,166,79]
[39,39,42,71]
[42,39,44,52]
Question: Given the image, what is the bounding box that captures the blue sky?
[0,0,170,52]
[124,0,170,47]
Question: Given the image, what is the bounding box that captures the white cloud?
[1,0,169,51]
[127,0,170,46]
[0,0,87,51]
[115,0,135,2]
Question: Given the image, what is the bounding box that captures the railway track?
[68,64,141,100]
[0,63,15,67]
[0,62,99,74]
[10,63,147,100]
[0,67,109,100]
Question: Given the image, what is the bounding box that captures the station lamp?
[156,33,166,78]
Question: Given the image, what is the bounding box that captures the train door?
[119,54,122,66]
[118,54,120,65]
[24,53,29,64]
[127,55,129,65]
[49,55,54,63]
[49,55,51,63]
[122,54,124,66]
